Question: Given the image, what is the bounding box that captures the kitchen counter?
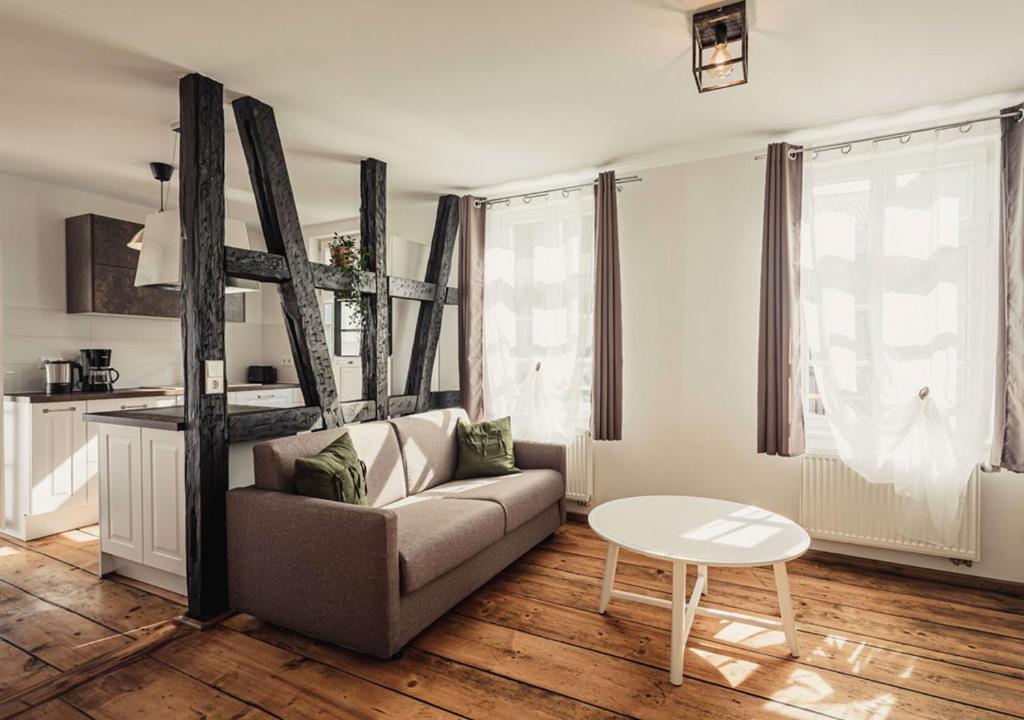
[4,383,300,404]
[81,404,284,432]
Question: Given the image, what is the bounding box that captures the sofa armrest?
[514,440,567,479]
[226,487,400,657]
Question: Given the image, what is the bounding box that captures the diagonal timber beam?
[405,195,460,411]
[233,96,343,428]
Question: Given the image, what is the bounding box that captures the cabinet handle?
[120,404,147,410]
[256,394,275,399]
[42,407,77,414]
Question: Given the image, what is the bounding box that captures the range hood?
[134,211,259,294]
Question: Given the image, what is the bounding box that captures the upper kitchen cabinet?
[65,213,244,322]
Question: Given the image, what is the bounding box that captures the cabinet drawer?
[233,389,294,408]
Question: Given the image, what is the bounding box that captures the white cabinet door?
[30,402,88,516]
[86,396,178,500]
[141,429,185,576]
[337,358,362,402]
[97,424,143,562]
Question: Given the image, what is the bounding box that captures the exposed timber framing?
[405,195,459,411]
[233,96,344,428]
[359,159,390,419]
[179,73,229,621]
[179,72,467,625]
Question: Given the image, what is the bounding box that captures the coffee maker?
[80,349,120,392]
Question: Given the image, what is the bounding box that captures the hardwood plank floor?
[1,521,1021,719]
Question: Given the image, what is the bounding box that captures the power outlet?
[281,357,294,367]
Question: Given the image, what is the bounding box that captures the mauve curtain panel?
[458,196,486,422]
[993,104,1024,471]
[593,171,623,441]
[757,143,805,457]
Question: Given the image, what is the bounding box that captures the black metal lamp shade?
[692,1,748,93]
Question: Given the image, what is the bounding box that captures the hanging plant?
[328,232,370,330]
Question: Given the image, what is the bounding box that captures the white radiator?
[564,431,594,503]
[799,454,980,561]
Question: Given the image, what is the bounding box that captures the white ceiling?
[1,0,1023,227]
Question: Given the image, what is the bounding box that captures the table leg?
[670,559,686,685]
[697,564,708,596]
[773,562,800,657]
[597,542,619,614]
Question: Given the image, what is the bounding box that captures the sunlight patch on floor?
[690,647,760,687]
[772,666,897,720]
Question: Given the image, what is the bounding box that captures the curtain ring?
[504,199,510,208]
[1016,109,1023,123]
[523,196,532,204]
[473,199,482,209]
[840,144,852,155]
[918,386,930,399]
[899,134,911,144]
[811,150,819,160]
[562,189,570,198]
[959,123,973,134]
[787,149,797,160]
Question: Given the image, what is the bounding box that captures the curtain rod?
[753,107,1024,161]
[474,175,642,208]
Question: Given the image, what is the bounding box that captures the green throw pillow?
[294,433,368,505]
[454,416,520,479]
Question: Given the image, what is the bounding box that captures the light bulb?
[707,42,734,80]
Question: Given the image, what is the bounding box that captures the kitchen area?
[1,203,306,594]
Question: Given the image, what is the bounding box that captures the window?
[799,127,1000,543]
[483,192,595,441]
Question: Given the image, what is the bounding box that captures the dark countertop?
[4,383,299,404]
[82,404,280,432]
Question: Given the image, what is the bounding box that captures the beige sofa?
[226,408,566,658]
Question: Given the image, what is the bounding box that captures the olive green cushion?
[293,432,368,505]
[454,417,520,479]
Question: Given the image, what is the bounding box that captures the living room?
[1,1,1022,718]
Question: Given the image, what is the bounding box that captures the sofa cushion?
[454,416,519,479]
[253,421,406,508]
[293,432,367,505]
[386,496,504,593]
[388,408,469,494]
[420,469,564,533]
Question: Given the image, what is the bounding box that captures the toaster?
[247,365,278,384]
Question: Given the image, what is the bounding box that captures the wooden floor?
[1,522,1022,719]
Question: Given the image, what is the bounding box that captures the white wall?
[589,153,1024,583]
[0,171,265,392]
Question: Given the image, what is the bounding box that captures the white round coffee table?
[588,495,810,686]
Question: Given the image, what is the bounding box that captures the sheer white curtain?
[802,126,1000,546]
[483,193,595,442]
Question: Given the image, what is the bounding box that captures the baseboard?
[4,503,99,541]
[101,554,186,595]
[803,548,1024,599]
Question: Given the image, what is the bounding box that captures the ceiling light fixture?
[131,154,258,294]
[692,1,748,93]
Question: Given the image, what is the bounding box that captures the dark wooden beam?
[233,96,343,428]
[179,73,229,621]
[405,195,460,411]
[389,277,435,302]
[387,394,418,417]
[227,406,323,444]
[429,390,462,409]
[360,159,389,419]
[445,286,459,305]
[309,262,376,294]
[340,400,374,424]
[225,246,289,282]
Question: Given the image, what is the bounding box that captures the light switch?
[204,360,225,395]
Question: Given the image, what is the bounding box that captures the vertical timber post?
[179,73,229,621]
[360,159,389,419]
